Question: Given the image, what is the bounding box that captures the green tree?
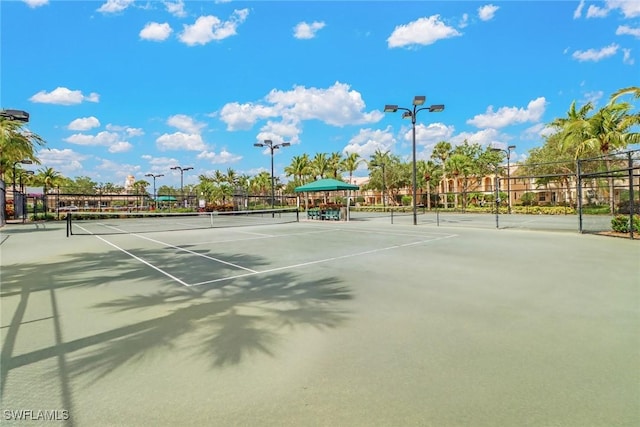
[562,98,640,212]
[0,118,45,225]
[341,152,362,185]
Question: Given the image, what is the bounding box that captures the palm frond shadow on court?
[67,272,352,380]
[1,246,352,393]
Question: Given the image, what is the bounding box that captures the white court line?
[189,233,457,287]
[73,224,190,287]
[180,228,341,246]
[124,233,258,273]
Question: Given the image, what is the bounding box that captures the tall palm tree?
[36,167,62,216]
[284,154,311,185]
[431,141,452,208]
[341,152,362,184]
[563,100,640,212]
[311,153,330,180]
[328,152,343,179]
[417,160,441,210]
[0,118,45,225]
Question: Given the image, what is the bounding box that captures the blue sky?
[2,0,639,189]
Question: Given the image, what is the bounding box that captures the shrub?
[617,200,639,214]
[611,215,640,233]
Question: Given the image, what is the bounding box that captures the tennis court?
[1,215,638,426]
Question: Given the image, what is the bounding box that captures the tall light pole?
[490,145,516,214]
[384,96,444,225]
[145,173,164,209]
[254,139,290,209]
[170,166,193,207]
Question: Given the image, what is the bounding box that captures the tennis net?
[66,208,300,236]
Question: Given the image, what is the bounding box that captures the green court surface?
[1,218,638,426]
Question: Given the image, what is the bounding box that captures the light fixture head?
[184,167,194,171]
[384,104,399,113]
[413,96,426,106]
[402,111,412,119]
[264,139,273,145]
[21,159,33,165]
[254,143,264,147]
[508,145,516,150]
[24,170,35,176]
[281,142,291,147]
[489,147,501,152]
[170,166,179,170]
[428,104,445,113]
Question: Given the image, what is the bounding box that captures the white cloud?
[164,0,186,17]
[22,0,48,8]
[405,122,455,147]
[97,0,135,14]
[586,4,610,18]
[108,141,133,153]
[29,87,100,105]
[265,82,384,126]
[583,90,604,105]
[65,131,133,153]
[616,25,640,38]
[607,0,640,18]
[66,131,117,145]
[459,13,469,28]
[623,48,635,65]
[478,4,499,21]
[68,116,100,131]
[167,114,206,134]
[467,97,547,128]
[105,124,144,137]
[197,149,242,164]
[156,132,207,151]
[450,128,510,148]
[179,9,249,46]
[572,43,619,61]
[293,21,326,39]
[219,103,279,131]
[256,118,302,146]
[37,148,86,174]
[573,0,585,18]
[140,22,173,41]
[387,15,461,48]
[220,82,383,135]
[342,127,396,159]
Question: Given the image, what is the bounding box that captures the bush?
[401,195,412,206]
[617,200,639,214]
[611,215,640,233]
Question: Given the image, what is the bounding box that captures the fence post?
[577,160,583,234]
[629,152,635,239]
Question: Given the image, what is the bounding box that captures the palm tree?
[563,100,640,212]
[431,141,452,208]
[368,150,392,206]
[0,118,45,225]
[311,153,330,180]
[284,154,311,186]
[35,167,62,216]
[341,152,362,184]
[417,160,440,210]
[328,152,343,179]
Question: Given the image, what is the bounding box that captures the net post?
[66,212,70,237]
[296,208,299,222]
